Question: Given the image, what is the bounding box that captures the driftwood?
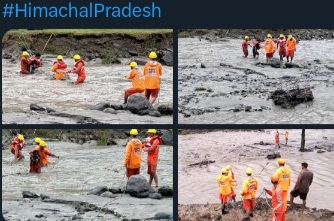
[269,88,314,109]
[188,160,215,167]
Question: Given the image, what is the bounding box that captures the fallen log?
[189,160,215,167]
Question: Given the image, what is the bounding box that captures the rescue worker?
[225,165,236,203]
[20,51,30,74]
[28,52,42,73]
[240,167,259,220]
[276,34,287,62]
[264,34,276,63]
[29,140,59,167]
[124,129,143,178]
[275,158,291,212]
[67,54,86,84]
[143,129,162,187]
[264,175,286,221]
[275,130,280,151]
[143,52,163,104]
[289,162,313,211]
[242,36,252,58]
[51,55,67,80]
[124,62,145,104]
[217,167,232,215]
[252,39,261,59]
[286,35,297,63]
[11,134,25,161]
[285,131,289,144]
[30,149,41,173]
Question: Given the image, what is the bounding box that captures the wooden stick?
[42,32,54,52]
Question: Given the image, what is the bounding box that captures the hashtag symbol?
[3,3,14,18]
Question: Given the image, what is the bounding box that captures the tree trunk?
[300,129,305,151]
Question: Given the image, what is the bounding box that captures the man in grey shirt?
[289,162,314,211]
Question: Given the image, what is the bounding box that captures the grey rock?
[127,94,154,115]
[157,104,173,115]
[110,104,124,110]
[158,186,173,197]
[109,188,122,194]
[149,193,163,200]
[160,129,173,145]
[30,104,46,111]
[91,103,110,111]
[161,51,173,66]
[22,191,39,198]
[200,63,206,68]
[103,108,117,114]
[87,186,108,196]
[153,212,173,219]
[40,194,50,200]
[245,106,252,112]
[126,175,150,198]
[133,56,147,66]
[149,111,162,117]
[100,191,117,198]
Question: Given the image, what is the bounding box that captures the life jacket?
[277,38,286,47]
[56,60,67,69]
[147,135,162,153]
[73,60,85,77]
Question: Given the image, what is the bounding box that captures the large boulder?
[127,94,154,115]
[126,175,150,198]
[87,186,108,196]
[153,212,173,220]
[161,51,173,66]
[269,88,314,108]
[30,104,46,111]
[160,130,173,145]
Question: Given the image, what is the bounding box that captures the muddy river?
[178,38,334,124]
[2,139,173,220]
[178,129,334,211]
[2,54,173,124]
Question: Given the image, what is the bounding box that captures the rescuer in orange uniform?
[20,51,30,74]
[124,129,143,178]
[242,36,252,58]
[275,130,280,151]
[264,34,276,63]
[11,134,25,161]
[286,35,297,63]
[51,55,67,80]
[67,54,86,84]
[264,175,286,221]
[284,131,289,145]
[124,62,146,104]
[276,34,287,62]
[226,165,237,203]
[29,140,59,168]
[240,167,259,220]
[276,158,291,212]
[143,129,162,187]
[143,52,163,104]
[217,167,233,215]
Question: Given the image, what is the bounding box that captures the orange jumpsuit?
[51,60,67,80]
[227,170,236,198]
[286,38,297,58]
[125,69,145,96]
[143,61,163,99]
[285,132,289,143]
[143,135,162,174]
[266,185,286,221]
[124,138,143,177]
[29,149,42,173]
[20,57,30,74]
[217,175,232,203]
[264,38,276,58]
[11,137,24,159]
[70,60,86,84]
[275,132,280,145]
[240,176,259,213]
[29,146,53,166]
[276,167,291,211]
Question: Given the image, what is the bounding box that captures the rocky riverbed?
[178,33,334,124]
[2,134,173,221]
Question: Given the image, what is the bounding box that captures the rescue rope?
[18,34,30,52]
[42,31,54,52]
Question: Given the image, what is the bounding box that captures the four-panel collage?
[2,28,334,221]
